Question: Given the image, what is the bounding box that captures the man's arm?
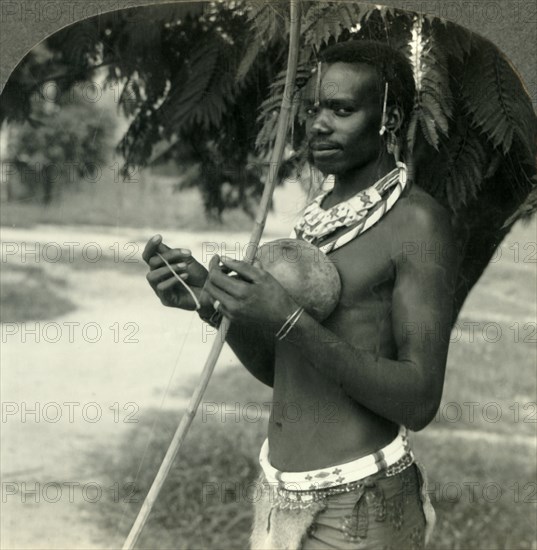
[283,202,457,430]
[224,321,275,387]
[142,236,275,386]
[202,256,276,388]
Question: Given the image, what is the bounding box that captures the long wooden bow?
[122,2,302,547]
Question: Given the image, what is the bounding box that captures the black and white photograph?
[0,1,536,548]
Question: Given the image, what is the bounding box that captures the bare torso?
[268,184,429,471]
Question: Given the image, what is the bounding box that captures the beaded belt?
[259,425,413,493]
[268,452,415,510]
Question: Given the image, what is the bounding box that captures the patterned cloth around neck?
[294,167,402,243]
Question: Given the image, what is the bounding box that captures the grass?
[413,434,536,550]
[431,329,536,437]
[0,263,76,322]
[92,404,266,550]
[0,171,253,231]
[89,357,536,550]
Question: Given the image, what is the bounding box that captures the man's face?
[304,62,384,175]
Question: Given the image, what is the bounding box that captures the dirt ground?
[0,225,265,549]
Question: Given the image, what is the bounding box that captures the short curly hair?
[318,40,416,132]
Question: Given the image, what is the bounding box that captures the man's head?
[303,41,415,175]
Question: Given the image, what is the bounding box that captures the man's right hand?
[142,234,211,312]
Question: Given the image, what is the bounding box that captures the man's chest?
[320,225,396,306]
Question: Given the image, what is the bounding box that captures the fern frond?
[419,116,491,211]
[246,1,287,46]
[305,14,342,48]
[236,38,263,83]
[462,44,536,159]
[432,20,473,63]
[255,110,279,152]
[406,15,452,152]
[236,1,292,85]
[443,128,489,210]
[408,14,425,92]
[362,5,396,24]
[256,64,311,119]
[255,64,312,152]
[117,106,160,174]
[334,3,362,32]
[303,2,362,49]
[158,40,220,130]
[236,1,282,83]
[419,110,440,149]
[195,69,236,131]
[302,2,332,36]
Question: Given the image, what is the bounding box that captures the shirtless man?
[143,41,456,549]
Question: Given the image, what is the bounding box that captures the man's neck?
[331,155,397,203]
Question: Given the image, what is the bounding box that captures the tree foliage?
[5,78,117,204]
[1,1,536,318]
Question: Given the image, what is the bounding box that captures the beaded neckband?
[290,162,408,254]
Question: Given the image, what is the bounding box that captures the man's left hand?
[203,255,298,331]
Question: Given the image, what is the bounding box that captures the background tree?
[1,1,535,323]
[5,68,117,204]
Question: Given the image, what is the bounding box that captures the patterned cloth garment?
[249,463,433,550]
[250,429,436,550]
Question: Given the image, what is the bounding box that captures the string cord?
[156,252,201,311]
[115,311,197,539]
[116,252,203,535]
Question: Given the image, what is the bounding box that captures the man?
[143,41,456,549]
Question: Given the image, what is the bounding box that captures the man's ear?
[385,105,404,133]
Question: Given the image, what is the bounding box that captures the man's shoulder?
[391,183,452,238]
[386,184,456,267]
